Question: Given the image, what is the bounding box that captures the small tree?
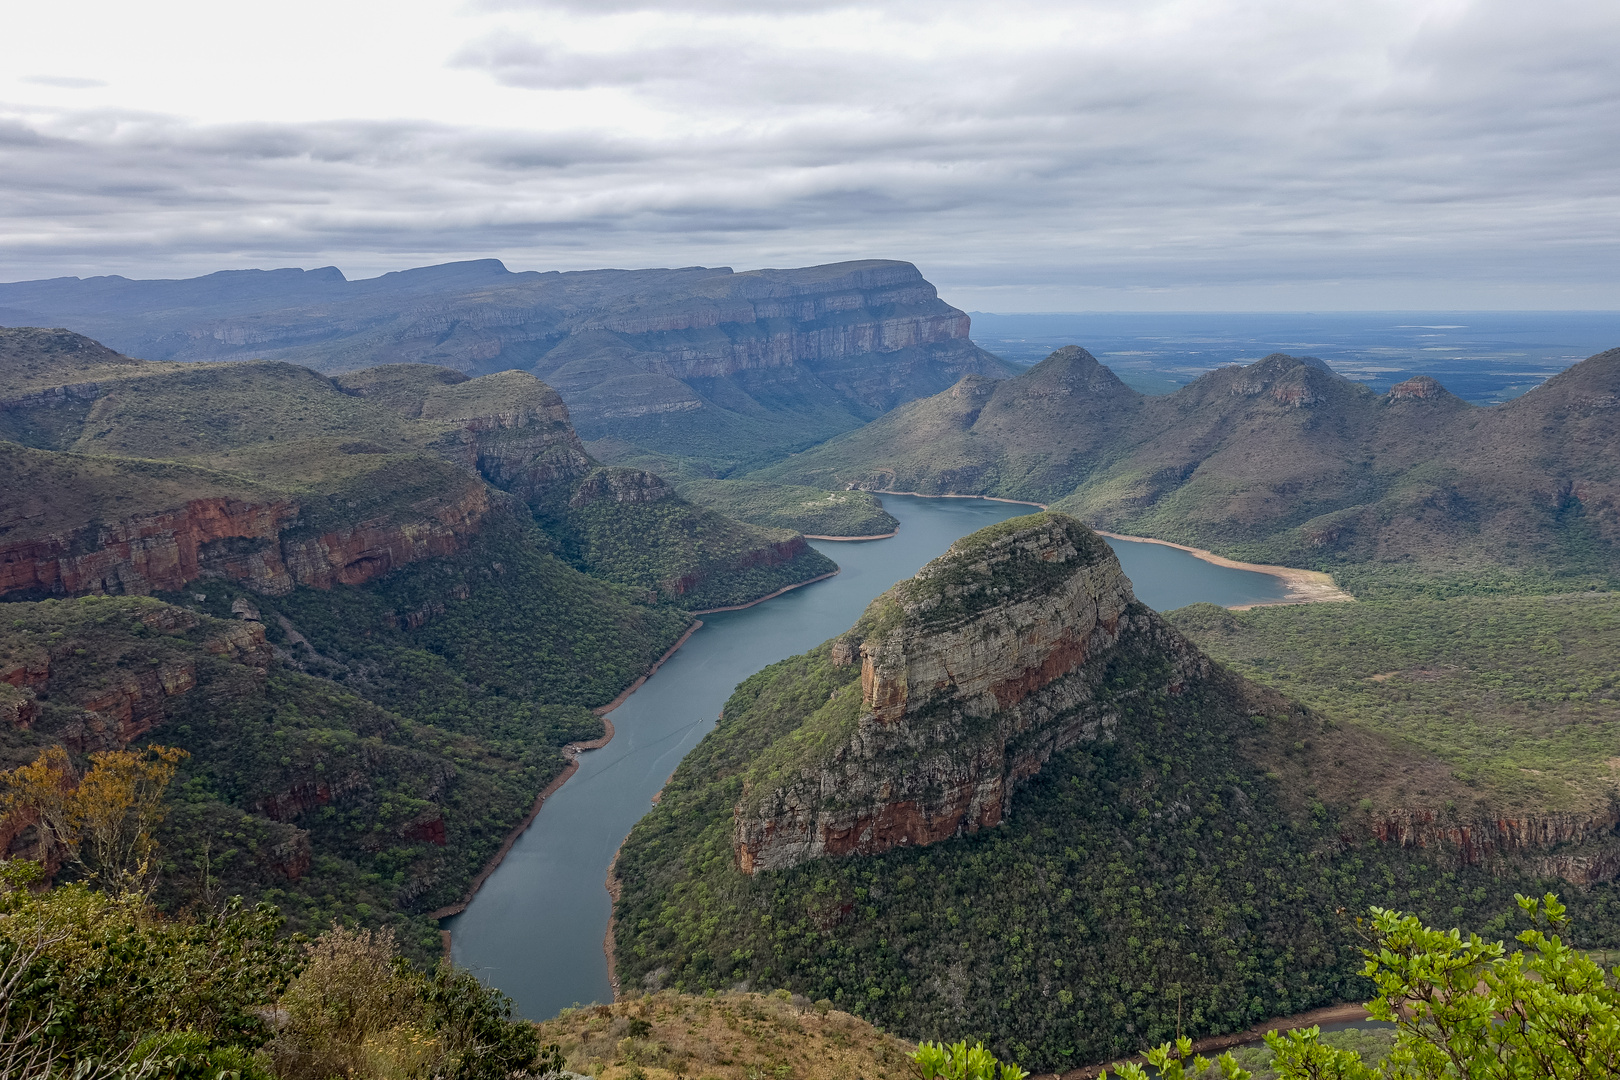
[1112,893,1620,1080]
[0,745,187,895]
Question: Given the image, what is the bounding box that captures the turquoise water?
[445,496,1293,1019]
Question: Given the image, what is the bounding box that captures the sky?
[2,0,1617,310]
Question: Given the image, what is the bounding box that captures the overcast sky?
[3,0,1616,309]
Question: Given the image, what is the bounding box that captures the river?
[445,495,1292,1019]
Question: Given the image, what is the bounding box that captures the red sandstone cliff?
[0,479,493,601]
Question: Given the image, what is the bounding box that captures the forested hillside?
[612,514,1620,1070]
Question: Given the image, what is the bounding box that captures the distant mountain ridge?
[760,345,1620,583]
[0,259,1012,473]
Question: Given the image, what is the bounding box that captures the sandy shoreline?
[869,489,1353,610]
[1090,529,1355,608]
[802,530,897,541]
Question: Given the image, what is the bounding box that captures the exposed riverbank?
[802,531,898,541]
[429,716,615,922]
[868,489,1352,610]
[691,568,840,613]
[1090,530,1355,608]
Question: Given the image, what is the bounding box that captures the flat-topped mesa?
[734,512,1212,875]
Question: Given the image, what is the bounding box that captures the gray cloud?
[3,0,1618,308]
[22,76,108,89]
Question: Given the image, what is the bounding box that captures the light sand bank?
[868,489,1353,610]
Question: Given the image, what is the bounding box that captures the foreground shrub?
[269,924,546,1080]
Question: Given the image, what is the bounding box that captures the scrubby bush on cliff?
[1,744,187,896]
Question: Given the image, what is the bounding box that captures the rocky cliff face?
[733,513,1213,874]
[1366,806,1620,884]
[0,480,494,601]
[339,365,597,511]
[0,260,1010,470]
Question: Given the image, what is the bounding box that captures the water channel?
[446,495,1293,1019]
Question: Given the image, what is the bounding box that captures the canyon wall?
[0,480,494,601]
[0,261,1010,466]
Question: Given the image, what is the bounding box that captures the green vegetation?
[1170,593,1620,816]
[913,1039,1027,1080]
[678,480,898,537]
[0,861,542,1080]
[1214,1027,1395,1080]
[546,486,838,610]
[613,630,1620,1071]
[1119,895,1618,1080]
[0,589,651,958]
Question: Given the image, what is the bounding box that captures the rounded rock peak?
[1386,375,1448,402]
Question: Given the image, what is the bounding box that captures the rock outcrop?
[1366,806,1620,884]
[338,365,596,511]
[1385,375,1448,402]
[733,513,1213,874]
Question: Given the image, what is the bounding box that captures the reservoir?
[446,495,1292,1019]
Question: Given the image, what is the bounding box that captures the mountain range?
[760,346,1620,587]
[0,260,1011,474]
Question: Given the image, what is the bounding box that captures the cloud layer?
[2,0,1617,308]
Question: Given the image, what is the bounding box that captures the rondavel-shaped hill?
[0,326,835,956]
[612,512,1620,1069]
[760,346,1620,582]
[0,260,1013,473]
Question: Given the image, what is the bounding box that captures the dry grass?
[536,991,916,1080]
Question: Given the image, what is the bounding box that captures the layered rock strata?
[0,481,493,600]
[1366,807,1620,884]
[733,513,1212,874]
